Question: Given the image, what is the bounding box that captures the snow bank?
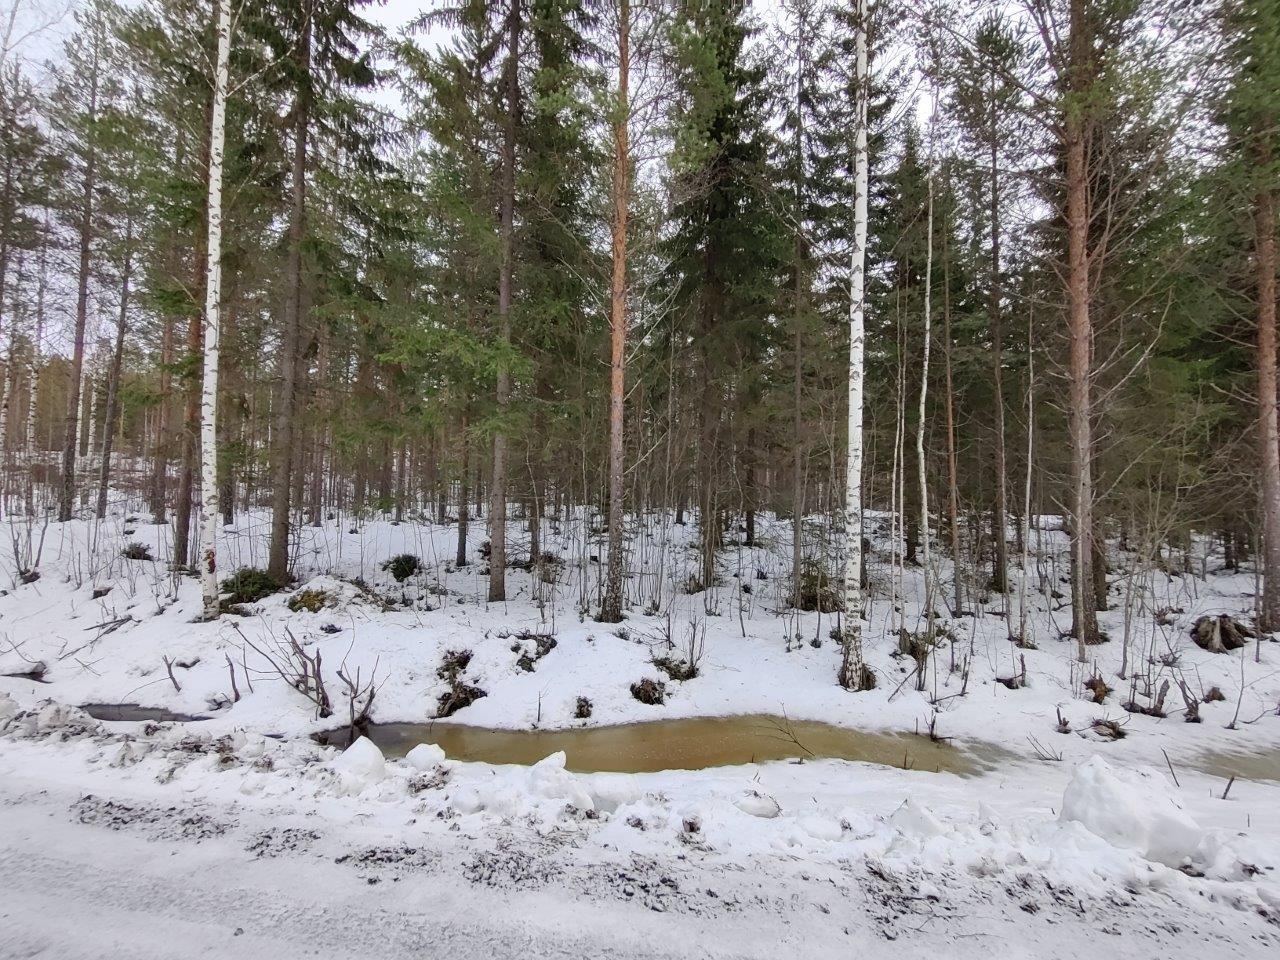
[1060,755,1204,868]
[441,751,596,822]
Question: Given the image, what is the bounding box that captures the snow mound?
[1060,755,1203,868]
[404,742,446,771]
[527,751,594,811]
[733,789,781,819]
[889,798,946,839]
[441,752,595,820]
[1,699,102,740]
[332,736,386,788]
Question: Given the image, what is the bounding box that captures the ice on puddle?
[333,736,386,784]
[404,742,446,771]
[1060,755,1203,868]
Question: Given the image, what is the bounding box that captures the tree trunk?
[489,0,520,603]
[151,311,174,523]
[1254,123,1280,632]
[840,0,871,690]
[175,84,215,571]
[172,285,202,569]
[941,174,963,614]
[96,212,133,519]
[988,117,1008,595]
[198,0,231,620]
[1065,0,1099,656]
[917,133,934,627]
[267,5,312,583]
[456,409,470,568]
[58,50,100,523]
[599,0,630,623]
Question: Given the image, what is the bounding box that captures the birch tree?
[916,96,935,636]
[198,0,231,620]
[839,0,873,691]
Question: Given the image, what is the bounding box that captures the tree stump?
[1189,614,1254,654]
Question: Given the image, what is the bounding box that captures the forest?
[1,0,1279,957]
[0,0,1270,650]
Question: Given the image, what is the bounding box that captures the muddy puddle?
[81,703,208,723]
[1188,748,1280,783]
[315,714,1008,776]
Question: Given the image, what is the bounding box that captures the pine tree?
[48,0,118,523]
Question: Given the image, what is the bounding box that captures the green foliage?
[221,568,285,606]
[381,553,421,582]
[794,559,841,613]
[287,588,329,613]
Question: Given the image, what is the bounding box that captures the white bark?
[1019,307,1034,643]
[0,253,19,474]
[917,122,934,634]
[24,229,43,463]
[840,0,870,688]
[198,0,231,621]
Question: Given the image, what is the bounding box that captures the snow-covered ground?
[2,505,1279,957]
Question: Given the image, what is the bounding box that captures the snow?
[2,505,1280,954]
[404,741,446,770]
[1060,755,1204,869]
[732,789,782,819]
[331,735,387,786]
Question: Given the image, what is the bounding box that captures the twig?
[225,653,240,703]
[162,655,181,693]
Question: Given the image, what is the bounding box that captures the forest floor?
[2,506,1280,957]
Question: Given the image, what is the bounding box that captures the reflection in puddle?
[316,714,1009,776]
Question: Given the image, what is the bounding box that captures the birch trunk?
[198,0,231,621]
[839,0,871,690]
[0,254,17,491]
[988,103,1008,597]
[917,131,934,633]
[941,176,963,614]
[24,230,45,514]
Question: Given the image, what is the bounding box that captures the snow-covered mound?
[1060,755,1204,868]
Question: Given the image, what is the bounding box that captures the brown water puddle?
[1188,748,1280,783]
[81,703,208,723]
[316,714,1009,776]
